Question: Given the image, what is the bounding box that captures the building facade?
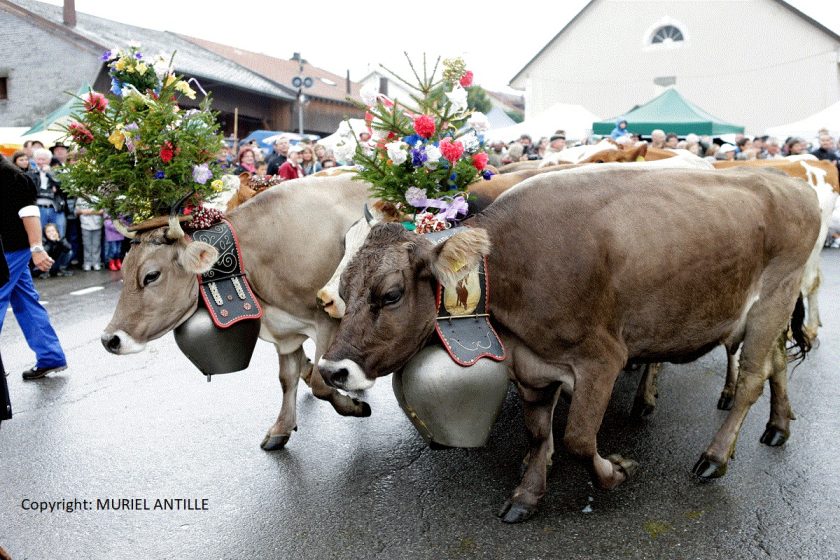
[510,0,840,134]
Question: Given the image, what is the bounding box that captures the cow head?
[318,223,491,391]
[581,142,648,164]
[101,219,218,354]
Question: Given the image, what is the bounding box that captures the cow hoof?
[354,399,372,417]
[760,426,789,447]
[717,394,734,411]
[497,501,535,524]
[260,433,291,451]
[692,455,727,479]
[630,400,655,418]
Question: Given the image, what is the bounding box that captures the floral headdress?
[348,54,492,233]
[60,43,226,223]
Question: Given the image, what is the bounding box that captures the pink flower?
[68,121,94,144]
[83,91,108,112]
[459,71,474,88]
[413,115,436,139]
[471,152,489,171]
[439,137,464,163]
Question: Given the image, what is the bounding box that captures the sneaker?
[108,259,118,271]
[56,269,74,277]
[93,263,102,271]
[22,364,68,380]
[38,271,51,279]
[83,264,92,271]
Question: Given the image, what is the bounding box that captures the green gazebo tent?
[592,88,744,137]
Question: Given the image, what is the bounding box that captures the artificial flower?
[410,145,428,167]
[471,152,489,171]
[210,179,225,193]
[100,50,112,61]
[192,163,213,185]
[459,71,474,88]
[360,83,379,106]
[83,91,108,112]
[136,62,148,75]
[385,141,408,165]
[459,131,480,153]
[108,129,126,150]
[445,86,468,113]
[468,112,490,133]
[174,80,196,100]
[413,115,436,139]
[160,142,174,163]
[424,145,442,168]
[154,170,165,179]
[164,74,177,88]
[439,138,464,163]
[114,58,126,71]
[405,187,428,207]
[68,121,94,144]
[110,78,123,96]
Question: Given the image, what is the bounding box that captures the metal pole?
[298,91,304,135]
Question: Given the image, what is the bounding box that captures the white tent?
[485,107,516,130]
[484,103,601,144]
[765,100,840,142]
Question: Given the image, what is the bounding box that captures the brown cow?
[318,167,818,523]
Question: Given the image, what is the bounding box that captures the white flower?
[468,112,490,132]
[386,141,408,165]
[360,83,380,106]
[128,40,142,49]
[405,187,427,206]
[424,145,442,168]
[445,85,468,113]
[459,131,480,153]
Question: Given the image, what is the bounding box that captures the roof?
[182,35,361,104]
[591,88,744,136]
[510,0,840,87]
[4,0,294,100]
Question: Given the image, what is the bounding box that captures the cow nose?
[319,361,348,388]
[101,333,121,353]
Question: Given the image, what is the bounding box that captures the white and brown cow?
[318,167,819,523]
[101,174,374,450]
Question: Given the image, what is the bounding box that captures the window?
[651,25,684,44]
[0,77,7,100]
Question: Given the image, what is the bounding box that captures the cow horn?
[363,203,375,226]
[111,219,136,239]
[166,190,195,240]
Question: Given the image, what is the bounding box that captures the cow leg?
[718,345,740,411]
[630,362,661,418]
[308,326,371,417]
[760,334,795,447]
[261,346,306,451]
[498,382,561,524]
[693,278,799,479]
[802,272,821,343]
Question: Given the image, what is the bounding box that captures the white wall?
[512,0,840,134]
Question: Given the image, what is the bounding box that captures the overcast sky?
[40,0,840,93]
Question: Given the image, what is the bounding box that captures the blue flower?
[110,78,123,96]
[403,133,421,147]
[101,50,112,61]
[411,147,428,167]
[135,52,143,60]
[449,173,457,181]
[482,170,494,180]
[154,170,165,179]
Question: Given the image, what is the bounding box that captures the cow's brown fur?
[713,158,840,192]
[322,167,819,522]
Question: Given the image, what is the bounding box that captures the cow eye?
[382,288,403,306]
[143,271,161,287]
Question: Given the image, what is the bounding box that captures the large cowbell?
[392,344,510,448]
[174,302,260,376]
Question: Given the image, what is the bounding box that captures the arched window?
[651,25,684,44]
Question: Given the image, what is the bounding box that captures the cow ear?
[179,241,218,274]
[429,228,491,288]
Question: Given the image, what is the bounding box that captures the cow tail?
[787,295,810,366]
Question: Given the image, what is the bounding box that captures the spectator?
[684,133,702,156]
[22,140,44,171]
[28,148,67,238]
[715,143,736,161]
[49,142,69,167]
[650,129,666,149]
[266,136,290,175]
[784,137,807,156]
[610,119,629,140]
[232,147,257,175]
[38,223,73,278]
[518,134,538,160]
[544,132,567,157]
[487,140,507,168]
[704,143,720,162]
[0,154,68,380]
[75,198,103,271]
[103,215,126,271]
[752,136,768,159]
[10,150,31,173]
[810,134,839,162]
[299,145,318,176]
[314,143,329,164]
[255,161,268,177]
[503,142,525,165]
[735,137,754,160]
[320,157,338,169]
[664,133,679,149]
[278,145,305,180]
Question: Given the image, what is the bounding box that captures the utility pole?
[291,53,313,135]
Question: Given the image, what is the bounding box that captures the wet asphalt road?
[1,250,839,560]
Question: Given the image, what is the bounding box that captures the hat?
[50,142,68,152]
[718,143,736,154]
[550,133,566,142]
[288,144,304,153]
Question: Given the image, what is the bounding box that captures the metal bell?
[392,344,510,448]
[173,305,260,376]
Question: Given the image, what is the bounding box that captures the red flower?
[471,152,489,171]
[83,91,108,112]
[413,115,436,139]
[365,111,374,126]
[68,121,94,144]
[439,137,464,163]
[459,71,474,88]
[160,141,174,163]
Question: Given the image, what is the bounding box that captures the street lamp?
[291,54,313,135]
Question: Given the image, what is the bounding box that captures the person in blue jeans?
[0,154,68,380]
